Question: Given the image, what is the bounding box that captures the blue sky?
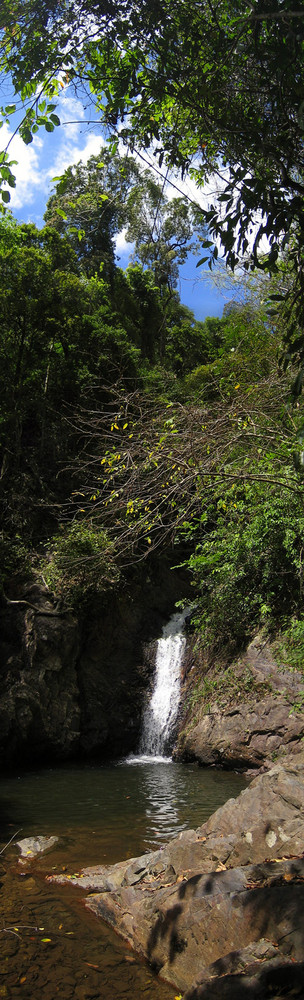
[0,86,234,321]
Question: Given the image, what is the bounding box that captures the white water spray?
[139,609,188,758]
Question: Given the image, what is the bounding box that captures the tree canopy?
[44,150,137,280]
[1,1,304,377]
[1,0,304,270]
[44,150,203,291]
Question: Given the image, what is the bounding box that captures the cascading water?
[139,608,188,759]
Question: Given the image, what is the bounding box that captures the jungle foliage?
[1,2,304,650]
[1,180,304,650]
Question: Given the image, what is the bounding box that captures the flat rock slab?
[49,752,304,997]
[86,856,304,990]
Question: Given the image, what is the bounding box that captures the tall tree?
[125,168,202,292]
[44,150,138,279]
[45,152,202,289]
[0,215,140,520]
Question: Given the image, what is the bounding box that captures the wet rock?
[0,587,81,768]
[17,835,59,858]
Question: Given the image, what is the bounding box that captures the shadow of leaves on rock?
[178,873,204,900]
[147,903,185,969]
[186,860,304,999]
[147,871,209,969]
[186,960,304,999]
[147,856,304,990]
[241,859,304,957]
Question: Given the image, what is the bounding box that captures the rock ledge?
[50,750,304,998]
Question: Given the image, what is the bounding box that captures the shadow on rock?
[147,903,185,968]
[178,873,205,900]
[186,960,304,999]
[241,858,304,959]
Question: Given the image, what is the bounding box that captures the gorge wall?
[0,555,190,769]
[2,557,304,773]
[175,634,304,771]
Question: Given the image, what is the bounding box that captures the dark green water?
[0,759,246,999]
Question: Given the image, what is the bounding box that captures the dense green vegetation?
[0,149,304,655]
[1,1,304,660]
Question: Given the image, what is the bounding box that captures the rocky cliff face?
[2,564,303,774]
[0,557,190,769]
[0,585,81,767]
[175,635,304,770]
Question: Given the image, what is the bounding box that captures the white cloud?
[115,227,134,255]
[57,93,86,131]
[0,98,271,272]
[46,130,105,185]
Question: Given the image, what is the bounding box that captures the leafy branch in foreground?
[62,352,303,565]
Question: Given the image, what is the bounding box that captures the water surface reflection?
[0,761,247,1000]
[0,759,246,857]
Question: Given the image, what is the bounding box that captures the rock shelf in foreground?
[50,751,304,998]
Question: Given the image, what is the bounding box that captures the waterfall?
[139,609,188,759]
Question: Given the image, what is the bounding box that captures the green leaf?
[1,190,10,203]
[55,208,68,220]
[196,256,208,267]
[22,128,33,145]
